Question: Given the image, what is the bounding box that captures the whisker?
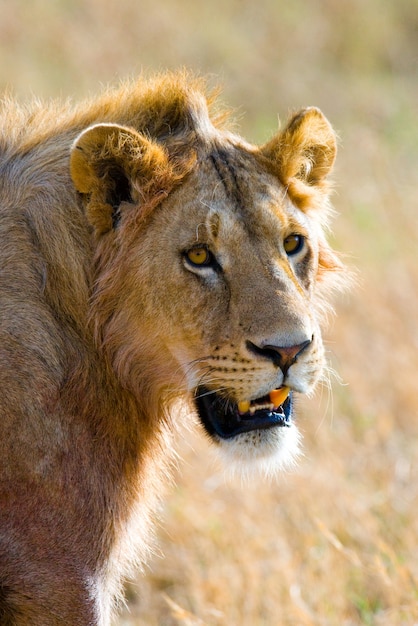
[194,385,229,400]
[167,356,213,389]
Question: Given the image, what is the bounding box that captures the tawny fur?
[0,72,343,624]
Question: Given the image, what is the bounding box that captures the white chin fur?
[214,423,302,480]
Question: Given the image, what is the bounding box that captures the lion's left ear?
[70,123,174,235]
[261,107,337,210]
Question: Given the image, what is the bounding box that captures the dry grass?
[1,0,417,624]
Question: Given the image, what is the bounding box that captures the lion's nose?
[246,338,312,374]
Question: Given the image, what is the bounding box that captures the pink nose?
[246,338,312,374]
[273,342,308,361]
[263,340,312,372]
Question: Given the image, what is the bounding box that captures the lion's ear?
[261,107,337,210]
[70,123,171,234]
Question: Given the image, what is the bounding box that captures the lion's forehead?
[170,145,304,246]
[201,143,281,208]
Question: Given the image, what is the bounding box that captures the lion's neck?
[61,353,177,598]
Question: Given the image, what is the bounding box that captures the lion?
[0,72,342,624]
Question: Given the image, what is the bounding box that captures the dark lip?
[195,387,293,440]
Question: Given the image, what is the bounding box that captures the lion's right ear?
[261,107,337,211]
[70,123,173,235]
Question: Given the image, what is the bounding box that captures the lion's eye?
[185,246,213,267]
[283,234,304,256]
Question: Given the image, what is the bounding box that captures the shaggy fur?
[0,72,342,624]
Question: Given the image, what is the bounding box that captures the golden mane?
[0,72,227,153]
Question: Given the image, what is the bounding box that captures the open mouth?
[195,386,293,440]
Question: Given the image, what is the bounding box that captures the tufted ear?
[70,123,176,235]
[261,107,337,211]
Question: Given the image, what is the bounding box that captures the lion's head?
[70,77,341,474]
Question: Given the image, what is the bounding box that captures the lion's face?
[129,147,323,470]
[70,101,340,473]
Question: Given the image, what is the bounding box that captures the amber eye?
[185,246,213,267]
[283,234,304,256]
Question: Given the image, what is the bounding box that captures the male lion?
[0,73,342,624]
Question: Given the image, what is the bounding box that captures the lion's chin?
[214,422,302,478]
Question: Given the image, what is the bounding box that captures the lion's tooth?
[269,386,290,408]
[238,400,250,414]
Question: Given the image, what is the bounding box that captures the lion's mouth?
[195,386,293,440]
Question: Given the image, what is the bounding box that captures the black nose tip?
[246,338,312,374]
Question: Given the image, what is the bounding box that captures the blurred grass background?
[1,0,417,624]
